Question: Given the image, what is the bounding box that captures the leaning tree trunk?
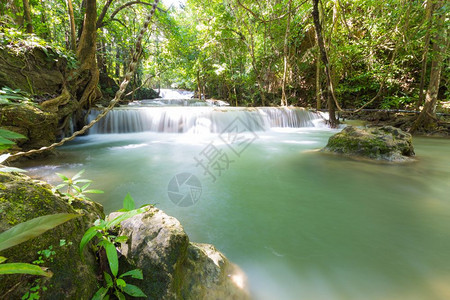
[410,0,447,133]
[76,0,101,110]
[312,0,338,127]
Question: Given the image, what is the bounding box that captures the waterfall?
[88,107,326,134]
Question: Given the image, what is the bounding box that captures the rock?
[0,47,66,96]
[0,104,58,150]
[109,207,250,300]
[322,125,415,161]
[0,172,104,299]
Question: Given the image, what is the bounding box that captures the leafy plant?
[80,194,149,299]
[54,170,104,203]
[0,128,26,151]
[0,213,81,277]
[0,87,34,106]
[22,279,47,300]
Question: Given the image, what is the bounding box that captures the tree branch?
[96,0,115,29]
[236,0,307,24]
[98,1,167,28]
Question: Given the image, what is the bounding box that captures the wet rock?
[322,125,415,162]
[110,207,250,300]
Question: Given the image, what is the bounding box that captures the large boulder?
[0,47,66,96]
[110,208,250,300]
[322,125,415,161]
[0,104,58,151]
[0,172,104,299]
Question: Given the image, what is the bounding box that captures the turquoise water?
[21,128,450,300]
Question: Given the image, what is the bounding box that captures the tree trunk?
[22,0,33,33]
[315,46,321,110]
[197,69,202,99]
[67,0,77,51]
[76,0,101,109]
[312,0,338,127]
[410,0,447,133]
[281,0,292,107]
[416,0,433,110]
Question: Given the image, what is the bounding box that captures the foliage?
[0,0,448,117]
[54,170,104,204]
[80,193,148,299]
[22,239,73,299]
[0,129,26,152]
[0,213,81,277]
[0,87,34,106]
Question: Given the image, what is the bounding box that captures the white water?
[88,107,326,134]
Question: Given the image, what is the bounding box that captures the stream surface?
[18,95,450,300]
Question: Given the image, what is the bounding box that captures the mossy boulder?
[0,172,104,299]
[0,47,66,96]
[322,126,415,162]
[109,207,250,299]
[0,104,58,151]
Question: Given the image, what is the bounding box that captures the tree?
[22,0,33,33]
[410,0,448,133]
[76,0,101,109]
[312,0,338,127]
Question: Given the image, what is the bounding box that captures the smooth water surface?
[20,128,450,300]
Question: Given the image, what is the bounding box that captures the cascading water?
[89,89,326,134]
[87,107,326,134]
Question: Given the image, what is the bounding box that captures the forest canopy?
[0,0,448,129]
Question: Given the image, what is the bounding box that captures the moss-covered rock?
[0,104,58,151]
[0,172,104,299]
[0,47,66,96]
[322,125,415,161]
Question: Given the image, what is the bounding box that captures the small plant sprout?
[54,170,103,203]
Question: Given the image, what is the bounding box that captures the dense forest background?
[0,0,448,130]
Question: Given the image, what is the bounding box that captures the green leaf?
[123,193,135,211]
[116,278,126,288]
[105,208,147,230]
[104,272,113,288]
[119,269,143,280]
[0,166,27,173]
[0,263,53,277]
[0,128,26,140]
[0,213,80,252]
[115,291,126,300]
[104,241,118,277]
[92,286,109,300]
[0,256,7,263]
[72,185,82,193]
[115,236,128,244]
[79,226,100,257]
[0,137,15,146]
[56,173,69,181]
[72,169,85,181]
[73,179,92,184]
[55,183,67,190]
[122,284,147,298]
[84,189,104,194]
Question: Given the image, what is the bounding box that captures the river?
[19,90,450,300]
